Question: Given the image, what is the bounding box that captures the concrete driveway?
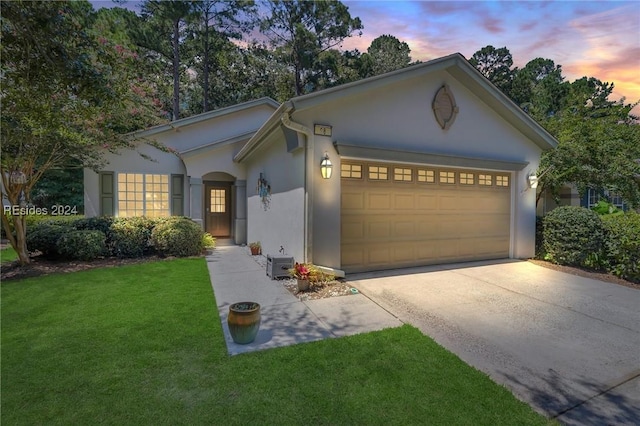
[349,260,640,425]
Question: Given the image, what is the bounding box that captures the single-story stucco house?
[84,53,558,274]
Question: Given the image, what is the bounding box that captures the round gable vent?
[432,84,459,130]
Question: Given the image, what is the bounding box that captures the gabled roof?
[132,97,280,139]
[236,53,558,162]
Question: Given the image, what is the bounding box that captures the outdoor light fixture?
[528,174,539,189]
[320,153,333,179]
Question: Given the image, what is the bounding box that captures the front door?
[205,182,232,237]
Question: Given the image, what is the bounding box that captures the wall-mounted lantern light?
[528,174,539,189]
[320,153,333,179]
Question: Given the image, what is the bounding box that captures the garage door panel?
[393,245,415,262]
[341,246,364,267]
[416,194,438,210]
[341,164,511,272]
[368,193,392,209]
[342,192,364,210]
[394,221,415,237]
[342,220,365,239]
[367,221,391,238]
[368,246,391,264]
[394,193,415,209]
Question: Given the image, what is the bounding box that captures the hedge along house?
[85,53,558,274]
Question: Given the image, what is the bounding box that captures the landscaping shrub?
[109,218,153,258]
[543,206,604,267]
[151,217,204,257]
[602,212,640,283]
[535,216,545,259]
[202,232,216,249]
[57,230,107,261]
[73,216,114,235]
[3,213,81,239]
[26,222,74,257]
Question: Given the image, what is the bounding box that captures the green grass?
[0,246,18,263]
[1,258,552,425]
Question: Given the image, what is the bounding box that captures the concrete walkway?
[205,245,402,355]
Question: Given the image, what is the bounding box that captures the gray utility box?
[266,255,294,279]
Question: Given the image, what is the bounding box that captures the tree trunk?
[1,208,30,265]
[202,9,210,112]
[172,18,180,121]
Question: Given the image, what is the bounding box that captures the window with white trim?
[439,171,455,184]
[417,169,435,183]
[478,174,492,186]
[368,165,388,180]
[588,189,625,210]
[117,173,170,217]
[459,172,474,185]
[341,163,362,179]
[496,175,510,187]
[394,167,412,182]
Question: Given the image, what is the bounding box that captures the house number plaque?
[314,124,332,137]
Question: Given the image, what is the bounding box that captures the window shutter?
[99,172,114,216]
[171,174,184,216]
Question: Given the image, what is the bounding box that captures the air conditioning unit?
[266,255,294,279]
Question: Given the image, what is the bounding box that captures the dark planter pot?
[228,302,261,344]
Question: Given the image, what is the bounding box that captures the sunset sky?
[340,0,639,110]
[93,0,639,110]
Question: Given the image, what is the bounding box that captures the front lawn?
[1,258,551,425]
[0,246,18,263]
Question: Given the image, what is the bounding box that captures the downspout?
[281,111,313,263]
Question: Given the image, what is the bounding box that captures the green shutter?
[99,172,114,216]
[171,174,184,216]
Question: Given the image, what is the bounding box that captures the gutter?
[280,110,314,263]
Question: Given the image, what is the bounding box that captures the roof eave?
[131,97,280,139]
[234,102,293,163]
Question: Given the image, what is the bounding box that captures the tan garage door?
[341,161,511,273]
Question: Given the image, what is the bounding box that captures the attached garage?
[341,160,512,273]
[236,53,559,275]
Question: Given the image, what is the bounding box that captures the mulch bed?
[528,259,639,290]
[1,254,166,282]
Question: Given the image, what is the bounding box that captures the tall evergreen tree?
[140,0,196,120]
[259,0,362,95]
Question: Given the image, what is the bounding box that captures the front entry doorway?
[205,182,232,237]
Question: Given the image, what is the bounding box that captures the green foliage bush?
[57,230,106,261]
[73,216,114,235]
[109,218,153,258]
[26,222,74,257]
[2,213,81,239]
[535,216,545,259]
[151,217,204,257]
[202,232,216,249]
[543,206,604,267]
[602,212,640,283]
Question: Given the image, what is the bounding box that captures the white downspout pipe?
[281,112,313,263]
